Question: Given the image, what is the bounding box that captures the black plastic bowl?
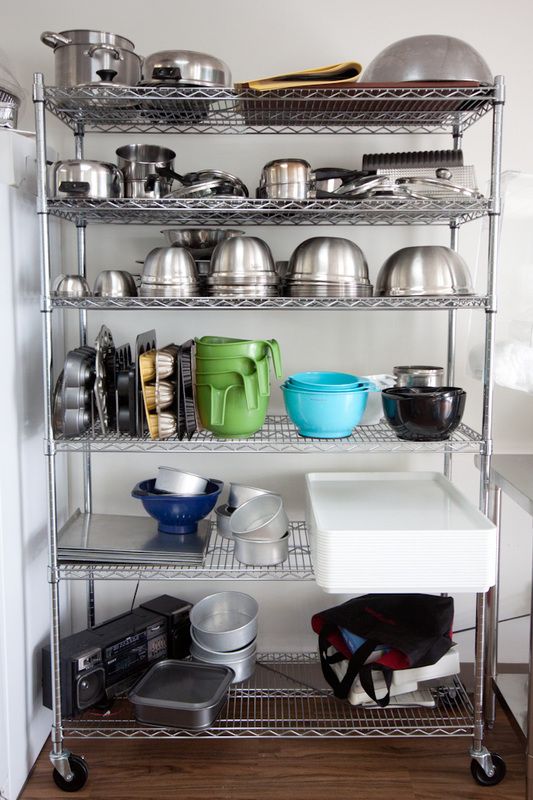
[382,386,466,441]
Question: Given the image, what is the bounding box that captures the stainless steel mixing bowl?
[375,246,474,296]
[208,236,278,286]
[363,35,493,83]
[141,246,198,286]
[93,270,137,297]
[287,237,370,284]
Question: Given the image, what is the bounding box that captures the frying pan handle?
[314,168,375,182]
[155,166,187,184]
[266,339,283,379]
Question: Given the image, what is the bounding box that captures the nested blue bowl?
[132,478,223,534]
[282,382,369,438]
[287,371,364,392]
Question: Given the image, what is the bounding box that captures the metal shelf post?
[34,73,73,784]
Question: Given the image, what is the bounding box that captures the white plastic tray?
[306,471,496,593]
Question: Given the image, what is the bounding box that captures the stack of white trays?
[305,472,497,594]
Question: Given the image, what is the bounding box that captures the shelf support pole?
[34,72,73,783]
[484,485,502,728]
[472,75,505,769]
[444,125,463,480]
[73,122,95,628]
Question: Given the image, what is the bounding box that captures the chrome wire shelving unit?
[52,295,488,311]
[53,417,483,454]
[58,518,313,581]
[62,655,474,740]
[44,84,495,135]
[47,195,489,226]
[34,70,506,788]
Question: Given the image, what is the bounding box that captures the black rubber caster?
[52,754,89,793]
[470,753,506,786]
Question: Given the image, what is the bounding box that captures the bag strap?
[359,664,393,708]
[319,625,377,699]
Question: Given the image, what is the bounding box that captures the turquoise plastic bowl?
[282,382,369,438]
[287,371,363,392]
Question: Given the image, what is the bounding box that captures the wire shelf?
[43,84,496,135]
[62,655,473,739]
[51,295,489,311]
[58,520,313,581]
[47,196,489,227]
[53,416,483,454]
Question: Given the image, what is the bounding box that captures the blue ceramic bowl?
[288,371,364,392]
[132,478,223,534]
[282,383,369,438]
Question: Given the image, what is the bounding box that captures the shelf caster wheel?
[53,754,88,793]
[470,753,506,786]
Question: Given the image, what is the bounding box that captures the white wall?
[1,5,533,785]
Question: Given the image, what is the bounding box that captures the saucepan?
[50,159,124,198]
[258,159,374,200]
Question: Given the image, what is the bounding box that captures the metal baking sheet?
[58,510,210,563]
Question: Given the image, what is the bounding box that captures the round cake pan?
[233,530,290,566]
[190,628,256,684]
[215,504,233,539]
[228,483,276,510]
[230,493,288,541]
[155,467,209,495]
[190,591,258,652]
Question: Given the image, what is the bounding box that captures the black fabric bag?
[311,593,454,707]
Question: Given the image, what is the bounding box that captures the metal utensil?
[362,34,493,83]
[141,246,198,286]
[160,228,244,256]
[93,270,137,297]
[116,144,177,198]
[393,366,444,388]
[50,159,124,199]
[154,467,209,495]
[233,530,290,567]
[230,493,288,542]
[190,591,258,652]
[142,50,232,87]
[375,246,475,297]
[215,504,233,539]
[40,29,142,87]
[190,628,256,684]
[54,274,91,298]
[287,237,370,284]
[128,660,234,729]
[228,484,276,510]
[209,236,277,285]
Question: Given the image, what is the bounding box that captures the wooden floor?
[21,712,525,800]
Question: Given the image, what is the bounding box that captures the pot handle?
[155,166,188,185]
[40,31,71,48]
[152,66,182,81]
[58,181,90,195]
[266,339,283,379]
[85,44,124,61]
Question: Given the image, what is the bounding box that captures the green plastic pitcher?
[196,382,269,437]
[195,337,282,380]
[195,369,261,416]
[196,353,271,398]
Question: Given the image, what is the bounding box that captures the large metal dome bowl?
[363,35,493,84]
